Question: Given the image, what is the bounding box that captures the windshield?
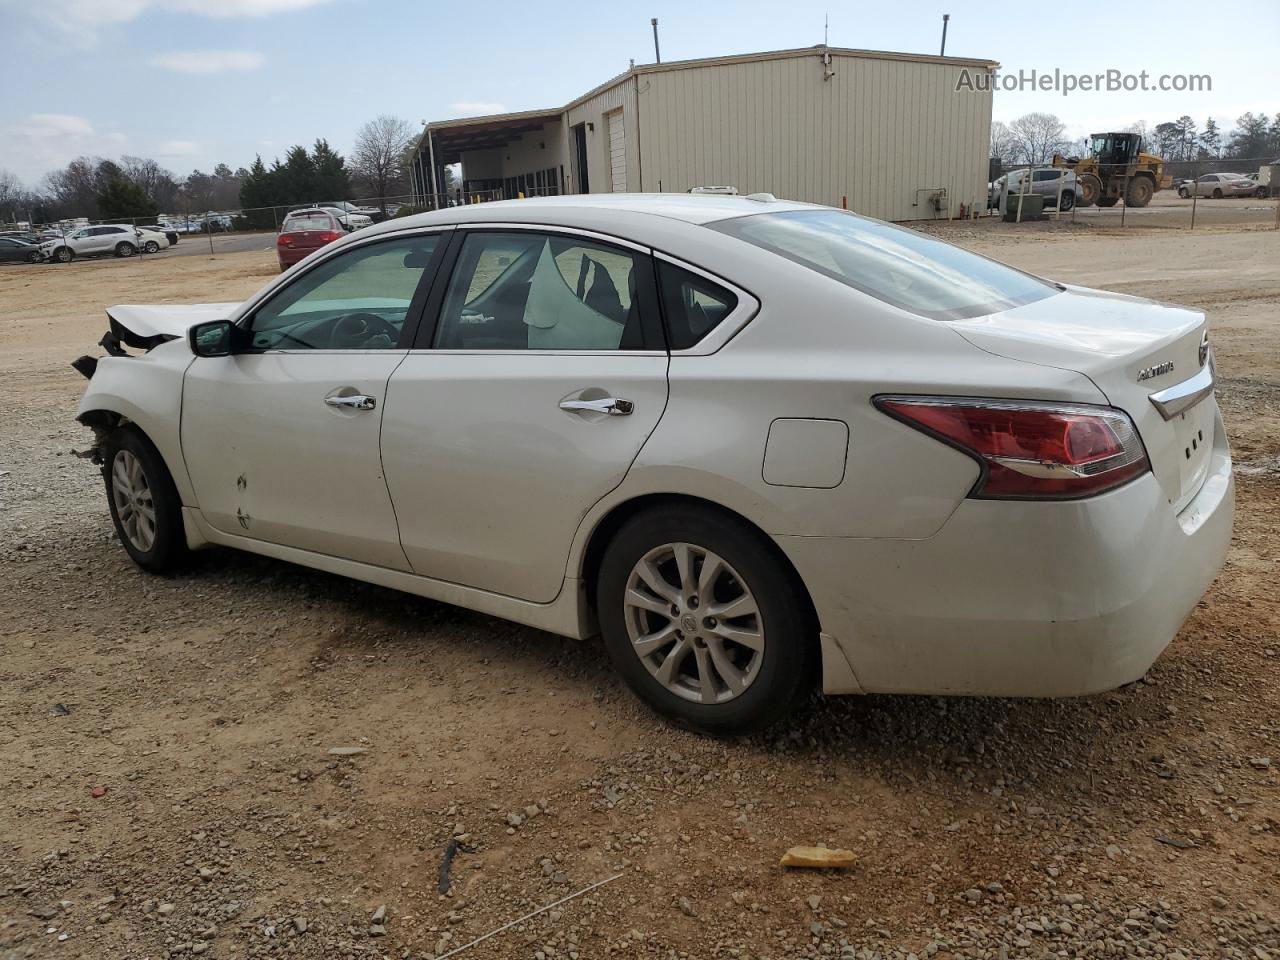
[711,209,1056,320]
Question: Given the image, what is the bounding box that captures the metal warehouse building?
[411,45,996,222]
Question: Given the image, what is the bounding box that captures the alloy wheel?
[111,449,157,552]
[622,542,765,704]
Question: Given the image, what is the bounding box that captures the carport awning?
[422,108,562,164]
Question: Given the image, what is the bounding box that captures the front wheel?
[115,241,137,257]
[1178,188,1190,199]
[52,246,73,263]
[143,240,160,254]
[597,506,816,735]
[103,426,188,573]
[1059,190,1075,211]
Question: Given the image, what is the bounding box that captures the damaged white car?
[74,195,1233,734]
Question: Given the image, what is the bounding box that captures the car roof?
[367,193,818,234]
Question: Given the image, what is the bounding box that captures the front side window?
[711,209,1056,321]
[434,232,647,350]
[248,234,441,350]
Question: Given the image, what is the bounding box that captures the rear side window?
[657,261,738,349]
[711,209,1055,321]
[284,213,336,232]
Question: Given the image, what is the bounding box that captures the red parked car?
[277,208,345,270]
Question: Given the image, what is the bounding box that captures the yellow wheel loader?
[1053,133,1172,208]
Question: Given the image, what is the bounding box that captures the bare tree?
[0,169,21,208]
[990,121,1018,162]
[1007,112,1069,165]
[352,115,415,213]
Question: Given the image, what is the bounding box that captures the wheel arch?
[576,491,826,687]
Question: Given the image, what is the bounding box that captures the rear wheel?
[597,506,816,735]
[115,241,137,257]
[25,249,40,263]
[1059,190,1075,211]
[103,425,187,573]
[1125,176,1154,207]
[1212,188,1223,199]
[1258,187,1270,199]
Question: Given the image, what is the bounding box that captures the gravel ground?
[1,219,1278,960]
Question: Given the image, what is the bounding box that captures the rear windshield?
[284,213,335,232]
[711,209,1056,320]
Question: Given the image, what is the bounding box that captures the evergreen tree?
[311,139,350,200]
[1199,118,1221,158]
[97,176,159,220]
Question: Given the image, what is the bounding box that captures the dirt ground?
[1,218,1278,960]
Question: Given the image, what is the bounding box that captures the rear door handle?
[325,394,377,411]
[559,397,634,416]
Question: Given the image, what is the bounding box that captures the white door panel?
[182,352,410,569]
[382,354,668,602]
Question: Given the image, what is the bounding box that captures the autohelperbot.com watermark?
[956,67,1212,96]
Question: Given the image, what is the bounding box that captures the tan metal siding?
[565,81,636,192]
[637,52,991,220]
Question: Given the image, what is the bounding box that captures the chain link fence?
[986,157,1279,231]
[4,163,1276,269]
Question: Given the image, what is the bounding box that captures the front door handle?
[325,394,377,411]
[559,397,634,416]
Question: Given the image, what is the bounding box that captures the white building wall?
[637,51,992,221]
[564,79,638,193]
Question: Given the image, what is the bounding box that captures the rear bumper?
[781,409,1234,697]
[277,248,313,268]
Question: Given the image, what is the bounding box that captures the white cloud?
[156,140,200,156]
[148,50,265,74]
[449,101,508,116]
[3,113,129,182]
[20,0,340,45]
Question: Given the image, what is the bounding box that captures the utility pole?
[939,14,950,56]
[651,18,661,64]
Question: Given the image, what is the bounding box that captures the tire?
[1212,188,1223,199]
[1257,187,1269,199]
[1096,197,1119,208]
[26,250,41,263]
[1059,191,1075,211]
[102,425,188,573]
[115,241,137,257]
[143,240,160,254]
[52,246,73,263]
[1077,172,1102,207]
[597,505,816,735]
[1178,188,1190,199]
[1124,176,1154,208]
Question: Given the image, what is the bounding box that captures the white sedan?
[73,194,1233,733]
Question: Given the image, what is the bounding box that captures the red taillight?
[316,231,340,244]
[876,396,1150,499]
[278,233,295,247]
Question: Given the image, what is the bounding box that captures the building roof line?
[416,44,999,152]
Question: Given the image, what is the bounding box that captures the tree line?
[0,114,420,225]
[992,111,1280,166]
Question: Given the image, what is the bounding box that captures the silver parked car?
[988,168,1081,211]
[1177,174,1257,199]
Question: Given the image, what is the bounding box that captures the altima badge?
[1137,361,1175,382]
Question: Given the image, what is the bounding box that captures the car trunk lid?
[952,284,1215,513]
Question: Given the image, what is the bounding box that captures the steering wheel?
[330,312,398,349]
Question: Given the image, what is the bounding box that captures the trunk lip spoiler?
[1149,360,1215,421]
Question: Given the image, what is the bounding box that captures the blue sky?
[0,0,1274,185]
